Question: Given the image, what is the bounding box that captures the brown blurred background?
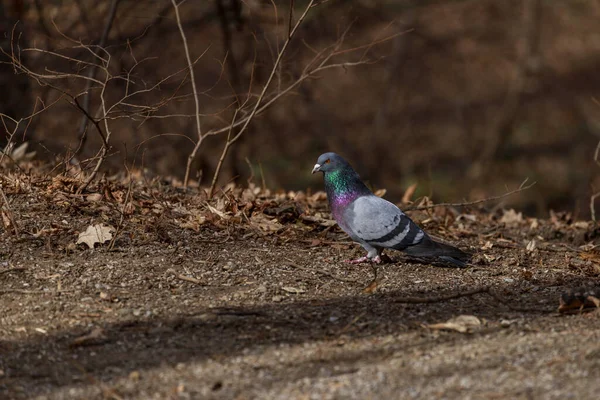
[1,0,600,217]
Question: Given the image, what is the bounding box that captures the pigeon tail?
[402,236,470,267]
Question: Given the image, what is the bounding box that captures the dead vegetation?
[2,1,600,215]
[0,161,599,398]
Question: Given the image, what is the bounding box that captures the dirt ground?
[1,171,600,400]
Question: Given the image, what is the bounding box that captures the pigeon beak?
[312,163,321,174]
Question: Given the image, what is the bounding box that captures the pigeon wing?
[344,195,425,249]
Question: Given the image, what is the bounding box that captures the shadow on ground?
[1,271,585,398]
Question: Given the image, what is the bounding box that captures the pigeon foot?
[344,256,370,264]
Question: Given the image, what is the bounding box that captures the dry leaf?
[76,224,115,249]
[178,215,207,231]
[481,241,493,250]
[500,209,523,227]
[580,251,600,264]
[86,193,103,202]
[48,175,82,193]
[401,183,418,203]
[1,210,12,229]
[250,213,283,233]
[362,279,378,295]
[70,327,107,347]
[3,142,36,162]
[374,188,387,198]
[427,315,482,333]
[309,191,327,203]
[559,288,600,313]
[300,214,336,227]
[573,221,590,229]
[206,204,228,219]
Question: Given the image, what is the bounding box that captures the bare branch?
[209,108,240,197]
[171,0,206,188]
[76,0,121,154]
[405,179,536,211]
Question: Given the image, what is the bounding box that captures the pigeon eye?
[325,159,330,164]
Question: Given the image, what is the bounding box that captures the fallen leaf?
[500,209,523,227]
[1,210,12,230]
[362,279,378,295]
[374,188,387,198]
[559,286,600,313]
[308,191,327,204]
[86,193,103,202]
[70,327,107,347]
[4,142,36,162]
[529,219,539,229]
[481,241,493,250]
[457,214,477,222]
[250,213,283,233]
[177,215,207,231]
[76,224,115,249]
[300,214,336,227]
[206,204,228,219]
[401,183,418,203]
[427,315,482,333]
[573,221,590,229]
[580,251,600,264]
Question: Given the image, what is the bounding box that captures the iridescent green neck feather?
[324,167,371,214]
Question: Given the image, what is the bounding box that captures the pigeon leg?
[344,256,370,264]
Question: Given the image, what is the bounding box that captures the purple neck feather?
[323,167,371,220]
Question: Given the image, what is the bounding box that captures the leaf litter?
[0,163,600,398]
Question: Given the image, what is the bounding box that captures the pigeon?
[312,152,470,267]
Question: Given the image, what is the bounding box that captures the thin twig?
[0,185,19,235]
[75,0,121,154]
[393,286,490,304]
[592,192,600,222]
[175,274,204,285]
[0,266,26,275]
[108,167,134,250]
[167,268,204,285]
[209,108,239,197]
[207,0,317,190]
[171,0,204,188]
[76,65,114,194]
[406,178,536,211]
[288,0,295,38]
[0,289,74,295]
[594,139,600,168]
[591,139,600,221]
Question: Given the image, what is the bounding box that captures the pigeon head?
[312,152,371,210]
[311,152,349,175]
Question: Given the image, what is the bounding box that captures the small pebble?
[257,285,267,293]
